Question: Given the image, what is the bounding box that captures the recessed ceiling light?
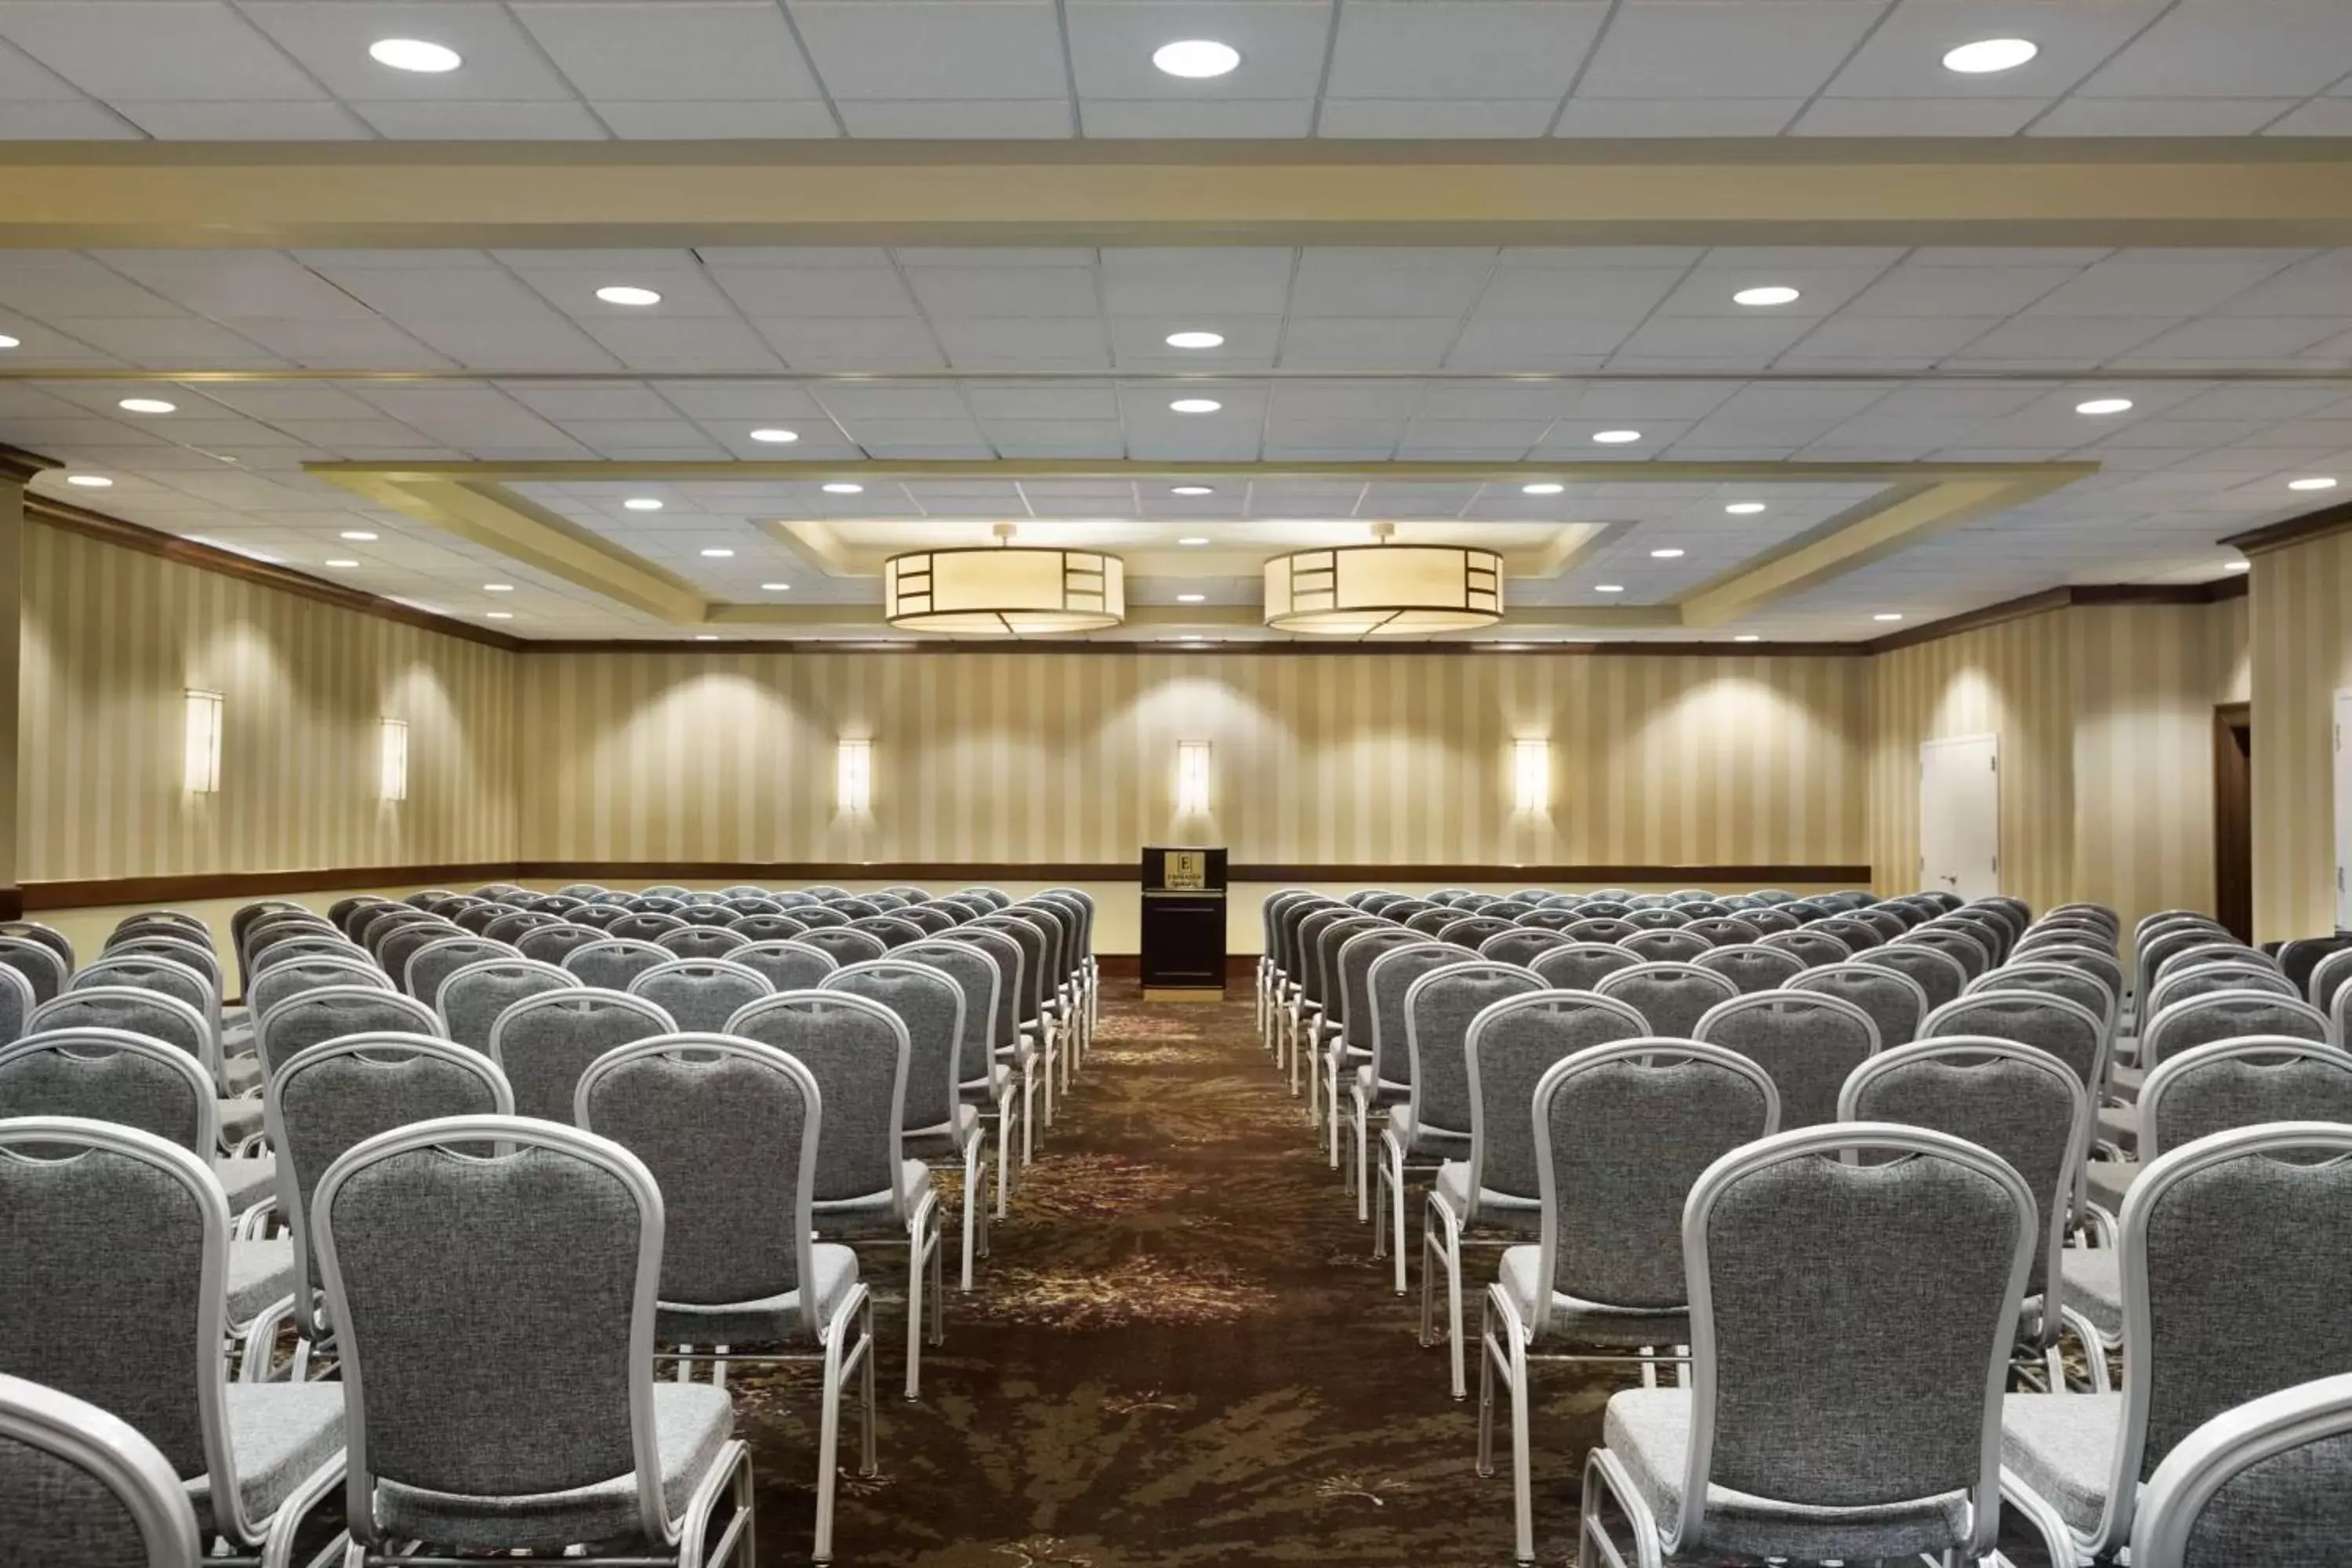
[118,397,175,414]
[1522,481,1565,495]
[1170,398,1221,414]
[64,474,111,488]
[622,497,663,511]
[1734,634,1761,643]
[749,427,798,444]
[2225,561,2252,572]
[485,611,514,620]
[0,334,20,349]
[595,285,662,307]
[1166,330,1225,349]
[2076,397,2134,416]
[700,547,735,558]
[339,530,379,541]
[1943,37,2038,74]
[1178,535,1210,546]
[1595,584,1626,593]
[761,582,792,591]
[1171,485,1214,496]
[822,482,865,495]
[1725,501,1767,515]
[368,38,461,72]
[1178,593,1206,603]
[695,634,719,641]
[483,583,514,593]
[1650,547,1686,559]
[1152,39,1240,78]
[1592,429,1642,444]
[324,559,360,569]
[2288,477,2339,492]
[1733,285,1800,307]
[1874,612,1905,622]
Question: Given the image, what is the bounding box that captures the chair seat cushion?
[655,1242,861,1347]
[814,1160,932,1239]
[2000,1392,2122,1539]
[376,1383,732,1553]
[218,1097,264,1148]
[2096,1102,2137,1152]
[1497,1248,1690,1348]
[1352,1064,1406,1107]
[962,1062,1014,1102]
[188,1382,345,1534]
[1432,1161,1541,1233]
[227,1238,295,1324]
[905,1102,982,1160]
[2058,1249,2123,1342]
[1603,1388,1973,1561]
[221,1053,263,1094]
[214,1154,278,1212]
[1384,1105,1468,1160]
[2107,1065,2143,1104]
[2084,1161,2137,1218]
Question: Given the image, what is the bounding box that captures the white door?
[2336,691,2352,931]
[1921,734,2002,902]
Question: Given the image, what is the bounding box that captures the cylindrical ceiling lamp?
[1262,524,1504,637]
[884,524,1126,636]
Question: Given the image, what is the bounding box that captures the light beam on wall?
[1177,739,1212,815]
[379,718,408,802]
[183,689,223,794]
[837,738,873,815]
[1512,737,1549,815]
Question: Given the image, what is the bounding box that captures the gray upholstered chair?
[1691,942,1803,996]
[1922,992,2108,1102]
[1907,923,1993,981]
[0,1370,205,1568]
[488,988,676,1124]
[725,992,937,1399]
[68,953,227,1087]
[1480,1039,1778,1566]
[1621,928,1712,966]
[1971,963,2120,1050]
[1595,961,1740,1041]
[312,1116,762,1566]
[891,940,1001,1290]
[2003,1123,2352,1568]
[0,934,67,1007]
[1479,927,1570,969]
[729,939,838,993]
[1754,926,1851,971]
[1692,988,1881,1128]
[28,988,250,1145]
[401,935,516,1007]
[434,957,573,1054]
[1376,962,1544,1295]
[626,959,772,1035]
[256,987,441,1079]
[247,955,389,1024]
[1528,942,1639,994]
[1326,924,1427,1174]
[942,925,1032,1210]
[2147,962,2299,1015]
[1581,1123,2033,1568]
[969,915,1062,1128]
[1788,959,1930,1050]
[2130,1370,2352,1568]
[514,923,608,968]
[2138,989,2332,1073]
[0,1118,345,1566]
[798,927,889,970]
[1349,942,1455,1226]
[1852,939,1970,1014]
[563,936,674,993]
[1426,991,1649,1400]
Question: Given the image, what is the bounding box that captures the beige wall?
[2250,531,2352,941]
[514,648,1872,870]
[20,523,518,883]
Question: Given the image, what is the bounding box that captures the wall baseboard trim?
[22,861,1875,909]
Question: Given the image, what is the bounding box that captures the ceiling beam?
[7,139,2352,248]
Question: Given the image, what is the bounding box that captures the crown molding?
[2222,495,2352,557]
[1866,578,2246,655]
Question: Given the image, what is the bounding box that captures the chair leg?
[1389,1143,1410,1295]
[858,1294,879,1475]
[960,1137,983,1291]
[813,1327,845,1563]
[903,1211,927,1402]
[1373,1146,1390,1261]
[1508,1323,1535,1566]
[995,1091,1014,1218]
[1352,1094,1371,1222]
[1021,1062,1038,1164]
[1325,1051,1343,1169]
[1475,1293,1500,1479]
[1306,1035,1323,1129]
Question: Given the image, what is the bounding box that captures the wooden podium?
[1139,846,1227,1000]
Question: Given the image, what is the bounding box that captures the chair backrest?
[435,959,575,1054]
[1362,942,1459,1091]
[623,958,771,1035]
[1693,942,1806,995]
[559,938,671,993]
[896,939,1003,1087]
[725,990,909,1207]
[105,935,225,998]
[2109,1124,2352,1556]
[1682,916,1761,949]
[2138,1038,2352,1164]
[578,1034,827,1340]
[372,921,460,989]
[1842,1037,2086,1310]
[822,958,966,1134]
[2154,940,2272,987]
[245,933,362,980]
[1919,991,2107,1098]
[513,924,607,967]
[672,904,739,929]
[728,913,809,945]
[0,1116,252,1533]
[1810,914,1885,953]
[1755,927,1852,971]
[29,989,211,1079]
[0,1370,203,1568]
[1436,915,1515,952]
[2131,1370,2352,1568]
[256,985,442,1077]
[2149,963,2300,1014]
[0,1028,216,1152]
[2143,990,2333,1069]
[1526,1039,1778,1336]
[1624,907,1689,931]
[1528,942,1639,993]
[1623,927,1714,965]
[268,1034,511,1338]
[2310,946,2352,1017]
[402,935,517,1004]
[1594,960,1742,1040]
[67,956,217,1051]
[1678,1123,2034,1561]
[728,938,842,996]
[249,954,390,1023]
[1309,915,1385,1023]
[1399,961,1544,1140]
[486,988,677,1123]
[1787,960,1932,1051]
[1969,962,2119,1040]
[1465,991,1649,1208]
[313,1116,675,1548]
[1852,942,1969,1013]
[604,912,686,945]
[1340,927,1435,1049]
[1693,988,1881,1129]
[1900,926,1990,982]
[0,936,66,1006]
[655,926,750,963]
[943,927,1025,1052]
[797,927,890,969]
[1290,908,1355,1001]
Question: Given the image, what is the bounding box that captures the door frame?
[1920,731,2002,898]
[2212,701,2252,943]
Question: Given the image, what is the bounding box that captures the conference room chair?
[792,904,852,931]
[1690,942,1802,995]
[241,934,361,980]
[798,926,890,970]
[1753,926,1851,971]
[1348,942,1454,1225]
[514,922,607,967]
[1322,926,1428,1177]
[890,939,1001,1290]
[256,986,441,1080]
[627,959,773,1034]
[1808,914,1886,953]
[1690,989,1880,1129]
[1898,925,1992,983]
[967,914,1063,1125]
[1304,914,1386,1159]
[1851,941,1970,1014]
[562,935,673,992]
[431,958,570,1054]
[1920,993,2108,1109]
[2130,1370,2352,1568]
[938,924,1033,1187]
[0,1117,345,1566]
[1786,961,1929,1049]
[312,1115,763,1566]
[1479,1037,1777,1566]
[0,1370,205,1568]
[1595,962,1740,1042]
[1526,942,1639,993]
[0,933,66,1007]
[1970,963,2120,1052]
[245,955,390,1031]
[1428,992,1650,1401]
[727,913,810,946]
[401,934,516,1007]
[673,904,739,930]
[27,987,242,1142]
[1479,925,1569,970]
[1580,1124,2034,1568]
[2002,1123,2352,1568]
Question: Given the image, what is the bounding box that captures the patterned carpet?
[733,990,1612,1567]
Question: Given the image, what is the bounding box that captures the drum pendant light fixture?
[1263,523,1504,636]
[884,523,1126,636]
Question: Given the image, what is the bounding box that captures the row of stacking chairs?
[0,880,1099,1564]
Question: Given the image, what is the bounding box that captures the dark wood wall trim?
[22,864,517,911]
[2222,495,2352,557]
[1866,578,2245,654]
[530,637,1863,656]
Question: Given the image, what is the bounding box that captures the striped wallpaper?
[515,649,1873,869]
[20,522,518,883]
[2250,530,2352,942]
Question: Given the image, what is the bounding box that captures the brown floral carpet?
[731,991,1613,1567]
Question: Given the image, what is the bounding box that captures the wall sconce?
[379,718,408,802]
[1176,739,1212,815]
[837,738,873,814]
[1512,737,1549,814]
[183,689,223,794]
